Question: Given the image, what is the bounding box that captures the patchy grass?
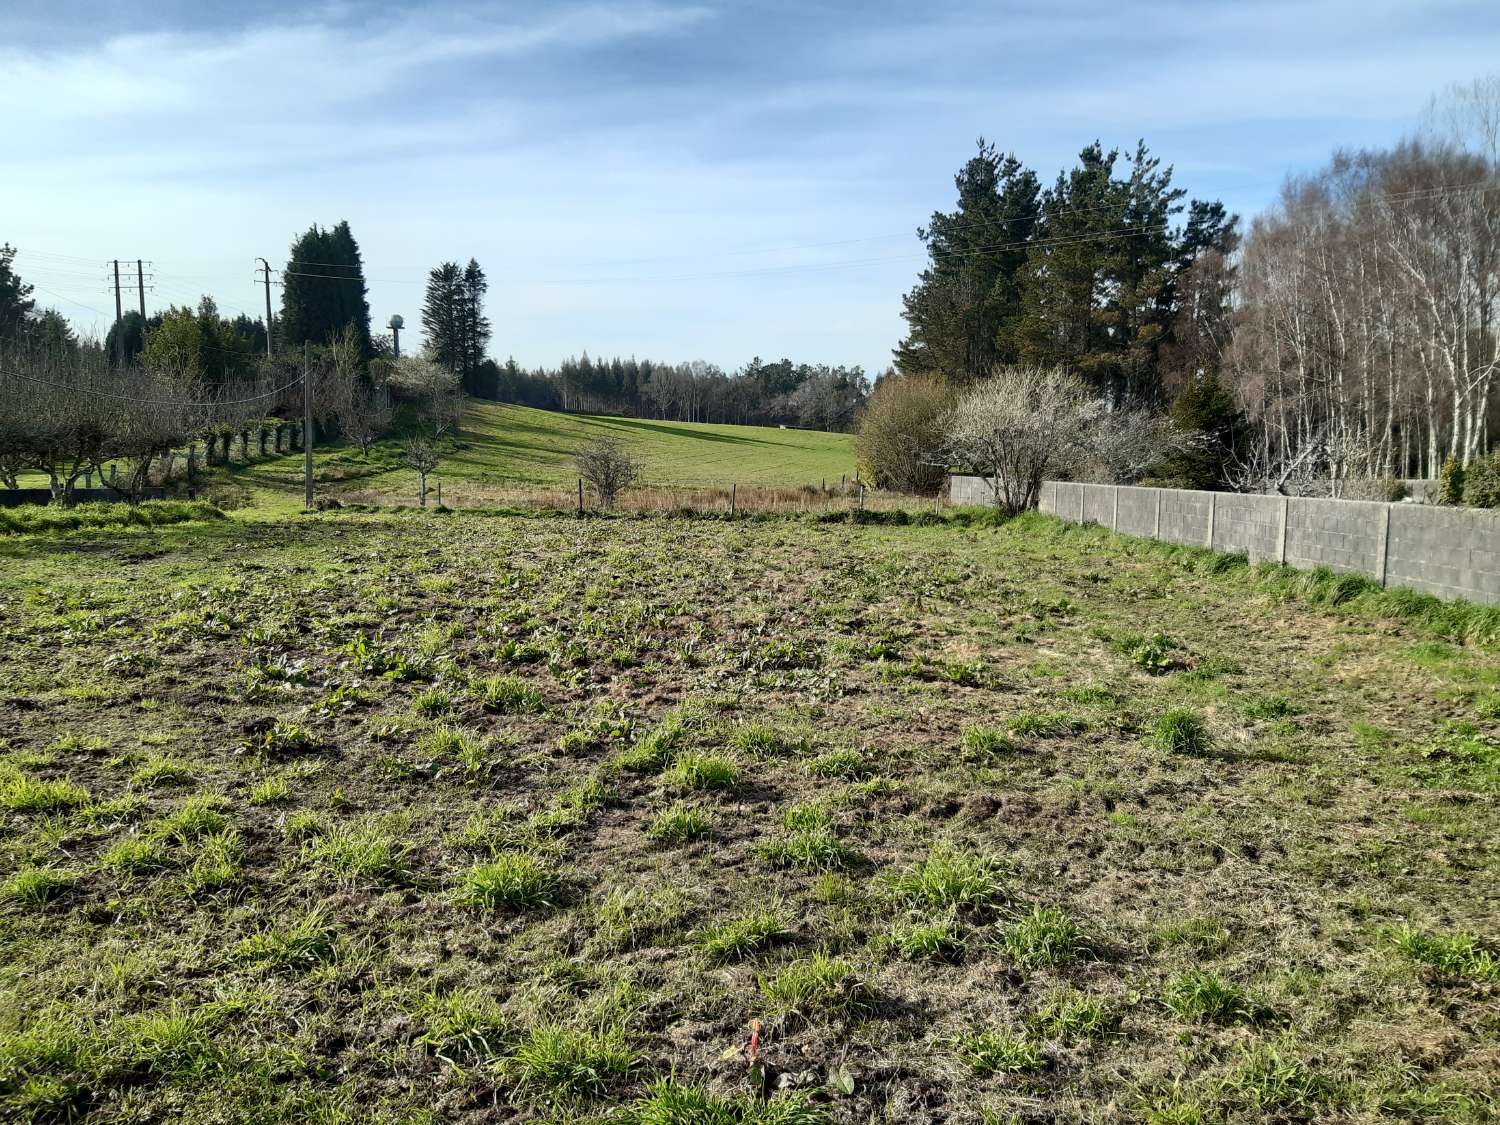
[456,853,562,911]
[1,507,1496,1121]
[694,906,790,962]
[759,953,874,1021]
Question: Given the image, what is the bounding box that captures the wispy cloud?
[3,0,1498,370]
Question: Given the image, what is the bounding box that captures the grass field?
[206,401,859,513]
[1,508,1498,1123]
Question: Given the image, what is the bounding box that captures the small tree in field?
[573,435,640,508]
[403,439,440,507]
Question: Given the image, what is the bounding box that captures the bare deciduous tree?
[573,435,641,507]
[942,366,1182,515]
[402,439,440,507]
[387,355,464,440]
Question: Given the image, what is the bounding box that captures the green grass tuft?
[1151,708,1212,756]
[1,774,90,812]
[694,906,790,962]
[955,1027,1046,1074]
[457,853,562,911]
[646,802,712,843]
[759,953,874,1020]
[1002,905,1092,968]
[883,842,1008,914]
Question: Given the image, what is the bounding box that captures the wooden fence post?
[730,483,736,517]
[577,478,584,514]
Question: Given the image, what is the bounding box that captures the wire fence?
[339,479,947,517]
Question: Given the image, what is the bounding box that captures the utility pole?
[111,260,123,365]
[303,341,314,510]
[135,260,146,320]
[255,258,275,357]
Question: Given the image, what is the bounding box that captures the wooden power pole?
[303,342,314,509]
[111,260,123,365]
[256,258,275,357]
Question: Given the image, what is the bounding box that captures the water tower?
[388,314,405,358]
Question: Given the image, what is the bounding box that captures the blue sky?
[4,0,1498,374]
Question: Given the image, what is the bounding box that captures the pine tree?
[460,259,492,394]
[279,221,372,360]
[0,244,35,341]
[1014,142,1191,404]
[1156,372,1252,490]
[895,140,1041,382]
[421,262,464,373]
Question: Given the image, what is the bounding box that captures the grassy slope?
[452,401,858,488]
[1,511,1496,1122]
[211,400,858,514]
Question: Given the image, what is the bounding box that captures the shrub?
[1464,448,1500,508]
[1151,709,1211,756]
[574,436,641,508]
[1439,455,1465,505]
[855,373,954,494]
[458,854,561,911]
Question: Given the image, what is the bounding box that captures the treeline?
[895,139,1236,404]
[473,354,868,430]
[888,75,1500,493]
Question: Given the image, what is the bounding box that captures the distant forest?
[478,353,869,432]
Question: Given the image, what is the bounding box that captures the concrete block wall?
[962,475,1500,606]
[1211,493,1284,563]
[1283,497,1387,577]
[1384,503,1500,603]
